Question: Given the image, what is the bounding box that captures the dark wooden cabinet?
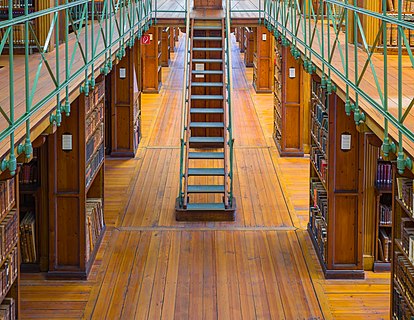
[243,27,254,67]
[142,26,162,93]
[253,26,273,93]
[308,75,364,279]
[108,43,141,157]
[48,80,105,279]
[273,43,304,156]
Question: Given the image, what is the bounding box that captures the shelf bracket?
[397,152,413,174]
[381,137,396,158]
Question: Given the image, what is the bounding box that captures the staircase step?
[192,70,223,75]
[192,59,223,63]
[188,168,225,176]
[193,36,222,41]
[190,122,224,128]
[190,108,223,114]
[186,203,226,210]
[192,47,222,52]
[189,137,224,144]
[189,152,224,159]
[191,82,223,87]
[187,185,225,193]
[193,26,222,30]
[191,95,224,100]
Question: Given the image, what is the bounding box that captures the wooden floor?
[20,35,390,319]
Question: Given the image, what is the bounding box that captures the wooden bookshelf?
[243,27,254,67]
[391,162,414,318]
[18,137,49,273]
[161,27,171,67]
[107,42,141,157]
[48,78,105,279]
[170,27,176,53]
[308,74,364,279]
[253,26,273,93]
[236,27,245,53]
[273,42,304,156]
[0,174,20,319]
[142,26,162,93]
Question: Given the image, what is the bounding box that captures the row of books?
[384,23,414,47]
[394,252,414,317]
[376,162,392,186]
[0,179,15,220]
[393,285,413,320]
[378,229,392,262]
[309,212,327,263]
[0,0,34,8]
[310,178,328,221]
[86,125,104,164]
[311,80,327,106]
[388,0,414,12]
[0,210,18,264]
[379,204,392,225]
[311,147,328,182]
[86,143,104,188]
[0,245,18,300]
[85,198,104,263]
[400,217,414,261]
[20,211,36,264]
[0,24,35,45]
[19,162,38,185]
[85,81,105,116]
[0,297,15,320]
[133,118,141,152]
[396,177,414,214]
[86,103,104,142]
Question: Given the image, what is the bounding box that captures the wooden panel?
[253,26,273,93]
[193,0,222,9]
[142,27,162,93]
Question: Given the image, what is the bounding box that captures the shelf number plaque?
[341,133,351,151]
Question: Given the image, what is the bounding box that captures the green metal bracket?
[345,99,352,116]
[321,76,327,90]
[63,100,71,116]
[17,138,33,159]
[397,151,413,174]
[381,137,396,157]
[1,153,17,176]
[50,109,62,127]
[281,36,289,47]
[80,79,90,96]
[353,105,366,125]
[290,45,300,60]
[326,79,336,94]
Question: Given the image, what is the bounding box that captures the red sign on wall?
[141,35,151,45]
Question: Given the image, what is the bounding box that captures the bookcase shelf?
[390,160,414,318]
[307,74,364,279]
[142,26,162,93]
[242,27,254,67]
[48,78,106,279]
[252,26,273,93]
[161,27,171,67]
[273,41,304,157]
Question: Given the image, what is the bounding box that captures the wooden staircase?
[176,15,236,221]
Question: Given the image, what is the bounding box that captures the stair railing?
[225,0,235,207]
[178,0,191,207]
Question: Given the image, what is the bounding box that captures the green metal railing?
[178,0,191,207]
[225,0,234,206]
[0,0,153,174]
[263,0,414,173]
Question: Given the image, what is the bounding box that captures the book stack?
[378,229,392,262]
[0,297,15,320]
[379,204,392,225]
[376,161,392,186]
[85,198,104,262]
[85,143,104,188]
[0,245,18,299]
[394,252,414,317]
[397,177,414,214]
[86,123,104,162]
[393,285,413,320]
[0,210,18,262]
[310,147,328,182]
[19,162,38,185]
[85,103,104,142]
[0,179,15,221]
[20,211,36,263]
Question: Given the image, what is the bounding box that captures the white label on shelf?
[262,33,267,41]
[119,68,126,79]
[62,133,72,151]
[289,67,295,78]
[341,133,351,150]
[195,63,204,78]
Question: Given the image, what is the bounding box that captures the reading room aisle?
[20,34,389,319]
